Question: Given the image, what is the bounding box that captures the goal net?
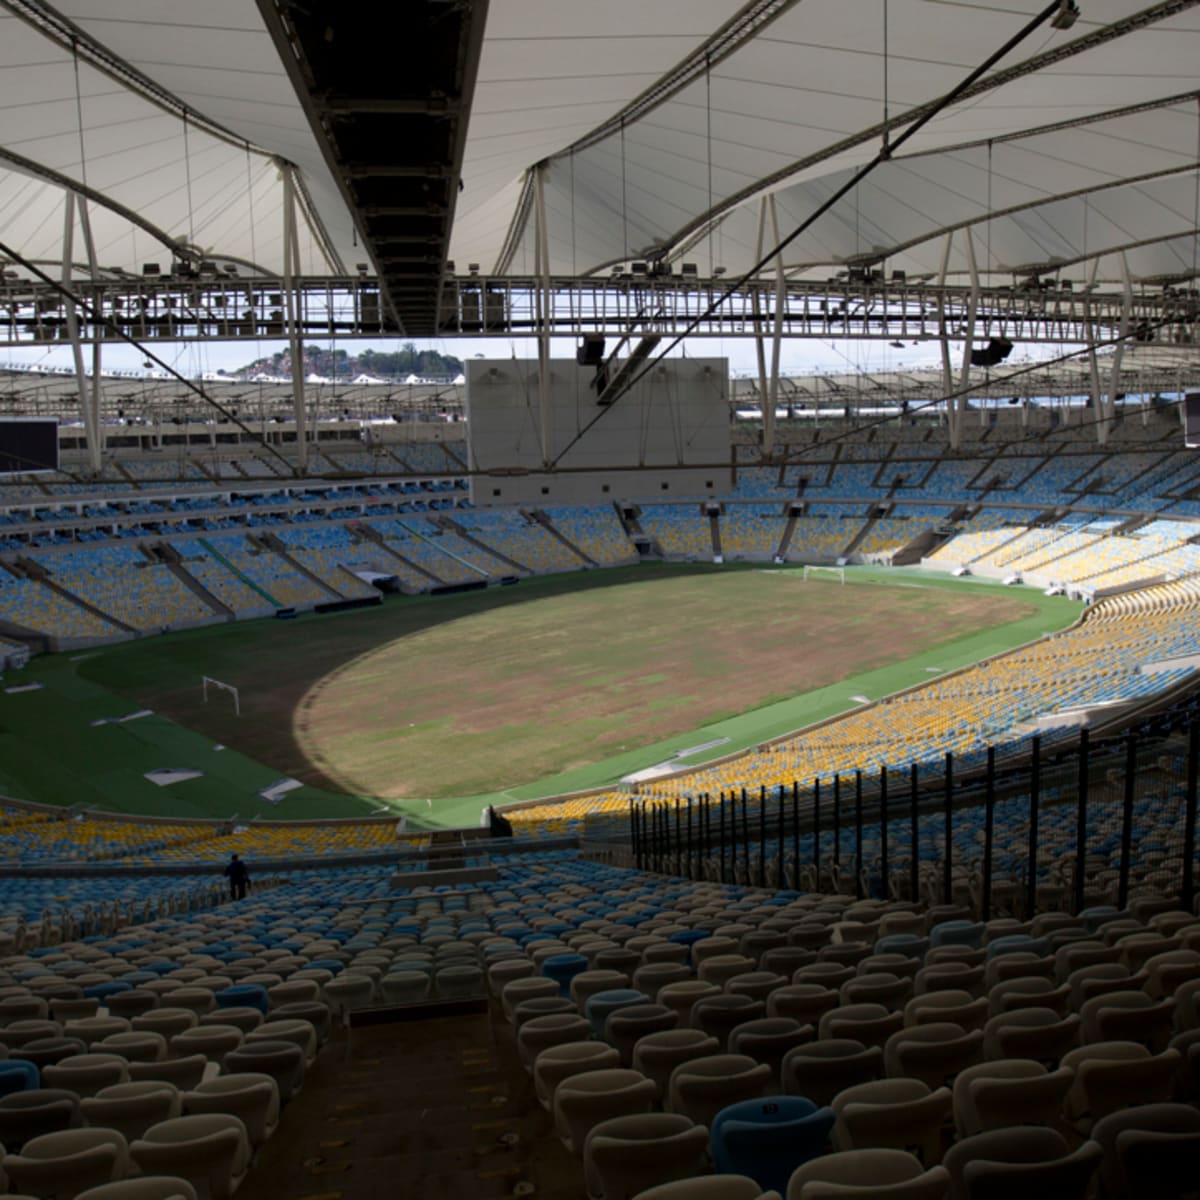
[802,565,846,585]
[201,676,241,716]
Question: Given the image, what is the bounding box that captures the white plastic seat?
[692,937,739,967]
[727,1017,812,1083]
[501,976,559,1021]
[487,958,535,997]
[698,954,756,988]
[988,976,1070,1016]
[182,1073,280,1148]
[665,1053,770,1127]
[1053,940,1120,983]
[435,963,484,998]
[518,1013,594,1070]
[725,971,786,1003]
[43,1052,131,1098]
[571,970,632,1009]
[984,953,1055,989]
[128,1055,209,1092]
[831,1076,952,1165]
[959,1139,1101,1199]
[323,973,375,1014]
[657,980,722,1029]
[222,1040,305,1103]
[818,1002,903,1049]
[160,990,215,1019]
[842,972,912,1011]
[1116,932,1178,973]
[914,962,985,998]
[131,1009,199,1041]
[796,963,856,992]
[1091,1100,1200,1200]
[633,1173,777,1200]
[883,1021,984,1091]
[169,1025,244,1067]
[50,998,101,1023]
[130,1113,250,1200]
[583,1112,709,1200]
[63,1016,132,1048]
[534,1041,621,1109]
[246,1017,318,1065]
[81,1081,181,1141]
[1080,991,1175,1051]
[943,1126,1094,1200]
[982,1007,1081,1062]
[605,1004,679,1066]
[630,1029,720,1100]
[787,1147,949,1199]
[94,1031,168,1063]
[633,960,691,998]
[641,943,690,967]
[1143,949,1200,999]
[1061,1041,1181,1130]
[267,979,320,1009]
[766,985,840,1025]
[553,1068,656,1155]
[780,1038,883,1107]
[951,1058,1073,1136]
[904,990,988,1032]
[1065,963,1142,1010]
[3,1126,129,1199]
[77,1176,198,1200]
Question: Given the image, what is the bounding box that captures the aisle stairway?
[238,1006,580,1200]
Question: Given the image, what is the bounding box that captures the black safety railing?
[607,709,1200,918]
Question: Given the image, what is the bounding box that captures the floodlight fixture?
[1050,0,1080,29]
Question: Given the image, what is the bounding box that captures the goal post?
[201,676,241,716]
[802,564,846,585]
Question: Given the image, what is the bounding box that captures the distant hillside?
[225,344,464,381]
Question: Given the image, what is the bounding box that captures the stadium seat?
[183,1073,280,1148]
[583,1112,709,1200]
[786,1148,949,1199]
[710,1095,835,1194]
[553,1068,656,1155]
[130,1114,250,1200]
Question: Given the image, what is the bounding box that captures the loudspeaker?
[969,337,1014,368]
[576,334,605,366]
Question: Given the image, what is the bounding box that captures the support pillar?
[952,229,980,451]
[765,195,784,457]
[533,163,553,467]
[61,191,103,475]
[936,233,956,446]
[281,162,309,476]
[1099,254,1133,447]
[753,197,769,418]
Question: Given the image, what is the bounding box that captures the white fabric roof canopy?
[0,1,355,277]
[470,0,1200,287]
[1,0,1199,293]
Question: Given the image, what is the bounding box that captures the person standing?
[224,852,250,901]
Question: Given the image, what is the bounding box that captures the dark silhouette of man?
[224,852,250,901]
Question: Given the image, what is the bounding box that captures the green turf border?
[0,564,1081,829]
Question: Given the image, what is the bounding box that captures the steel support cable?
[549,0,1075,469]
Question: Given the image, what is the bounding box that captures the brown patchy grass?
[82,565,1035,800]
[292,571,1027,797]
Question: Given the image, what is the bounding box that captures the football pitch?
[0,564,1081,827]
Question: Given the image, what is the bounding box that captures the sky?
[2,333,957,382]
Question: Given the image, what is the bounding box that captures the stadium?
[0,1,1198,1197]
